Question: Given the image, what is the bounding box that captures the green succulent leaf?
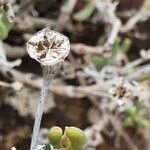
[48,126,86,150]
[91,37,131,71]
[48,126,63,149]
[65,127,86,150]
[92,56,109,71]
[123,98,150,128]
[134,98,142,112]
[112,37,131,57]
[73,0,94,22]
[0,11,12,40]
[121,38,131,54]
[0,21,8,39]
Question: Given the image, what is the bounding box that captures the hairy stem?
[30,65,57,150]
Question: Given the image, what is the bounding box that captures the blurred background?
[0,0,150,150]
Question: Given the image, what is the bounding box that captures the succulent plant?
[48,126,86,150]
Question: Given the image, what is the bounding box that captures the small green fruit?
[48,126,63,149]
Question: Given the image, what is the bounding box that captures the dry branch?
[71,43,108,55]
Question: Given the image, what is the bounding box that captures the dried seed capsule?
[26,28,70,66]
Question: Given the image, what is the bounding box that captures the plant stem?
[30,65,55,150]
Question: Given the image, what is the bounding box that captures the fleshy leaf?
[0,11,12,40]
[48,126,63,149]
[73,0,94,22]
[65,127,86,150]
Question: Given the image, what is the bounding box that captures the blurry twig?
[84,120,104,149]
[123,58,148,72]
[106,17,121,46]
[0,0,15,22]
[60,0,77,15]
[127,64,150,80]
[0,80,23,91]
[56,0,77,30]
[121,0,150,33]
[5,126,30,149]
[9,68,117,100]
[9,68,100,97]
[15,16,56,32]
[17,0,37,14]
[0,41,22,74]
[109,115,139,150]
[85,114,139,150]
[71,43,110,56]
[122,49,150,72]
[10,69,43,89]
[4,43,27,58]
[4,42,111,59]
[95,0,121,46]
[121,10,150,33]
